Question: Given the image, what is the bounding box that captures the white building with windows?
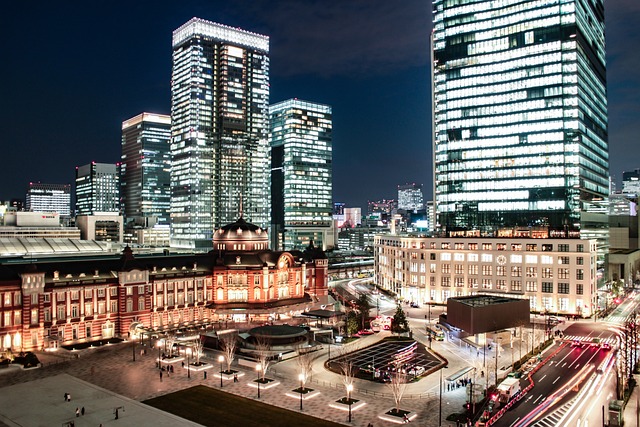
[375,235,597,317]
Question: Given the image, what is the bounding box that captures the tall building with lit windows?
[432,0,609,238]
[170,18,270,249]
[121,113,171,225]
[75,163,121,215]
[270,99,333,250]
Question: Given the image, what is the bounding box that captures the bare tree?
[192,339,204,365]
[335,345,358,397]
[165,333,176,357]
[219,331,238,372]
[387,360,408,413]
[296,344,316,386]
[255,336,272,380]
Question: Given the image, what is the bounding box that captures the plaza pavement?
[0,327,479,427]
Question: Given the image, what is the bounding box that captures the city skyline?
[3,1,639,211]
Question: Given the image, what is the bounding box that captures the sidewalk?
[0,334,471,427]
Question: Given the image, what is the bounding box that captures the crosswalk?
[531,396,578,427]
[603,315,629,324]
[561,334,617,346]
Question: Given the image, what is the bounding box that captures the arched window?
[216,287,224,301]
[254,287,261,300]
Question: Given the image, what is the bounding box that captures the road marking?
[562,362,567,368]
[539,374,547,382]
[533,394,544,404]
[575,364,580,369]
[553,376,561,384]
[509,417,521,427]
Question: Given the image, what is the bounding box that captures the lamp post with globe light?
[347,383,353,422]
[299,373,305,411]
[218,355,225,388]
[156,340,162,369]
[256,363,261,398]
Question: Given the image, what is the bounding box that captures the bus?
[427,326,445,341]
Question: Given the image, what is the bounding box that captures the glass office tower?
[75,163,121,215]
[432,0,608,236]
[121,113,171,226]
[171,18,270,249]
[270,99,333,250]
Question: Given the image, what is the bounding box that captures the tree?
[255,336,272,380]
[387,359,408,413]
[391,304,410,335]
[355,293,371,331]
[219,331,238,372]
[346,311,360,337]
[165,333,176,357]
[192,339,204,365]
[296,345,316,387]
[335,346,358,398]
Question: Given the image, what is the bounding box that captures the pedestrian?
[115,408,119,420]
[75,407,80,417]
[81,407,85,416]
[234,374,238,382]
[160,370,163,382]
[182,361,185,368]
[403,414,410,423]
[64,392,68,401]
[67,393,71,402]
[204,371,207,380]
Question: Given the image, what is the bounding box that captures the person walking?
[75,408,80,417]
[81,407,85,416]
[160,370,163,382]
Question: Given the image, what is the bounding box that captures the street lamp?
[299,373,305,411]
[218,355,225,388]
[156,340,162,369]
[346,383,353,422]
[186,348,191,379]
[256,363,261,398]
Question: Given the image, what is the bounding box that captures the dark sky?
[2,1,639,211]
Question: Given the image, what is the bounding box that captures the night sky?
[3,1,639,211]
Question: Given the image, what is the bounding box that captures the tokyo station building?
[0,216,328,352]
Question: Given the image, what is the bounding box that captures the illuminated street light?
[346,383,353,422]
[218,355,225,388]
[299,373,305,411]
[256,363,261,398]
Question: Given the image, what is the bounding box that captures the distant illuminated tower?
[170,18,270,249]
[121,113,171,225]
[270,99,333,250]
[75,162,121,215]
[25,182,71,217]
[432,0,609,235]
[398,183,424,212]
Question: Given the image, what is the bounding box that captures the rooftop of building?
[451,295,524,308]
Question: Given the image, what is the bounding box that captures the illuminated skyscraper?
[432,0,608,237]
[171,18,270,249]
[270,99,333,250]
[75,163,121,215]
[121,113,171,225]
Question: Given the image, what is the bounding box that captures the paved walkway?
[0,329,477,427]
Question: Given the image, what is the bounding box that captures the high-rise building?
[432,0,608,237]
[121,113,171,226]
[75,162,121,215]
[397,183,424,212]
[170,18,270,249]
[270,99,333,250]
[368,199,397,216]
[622,169,640,197]
[25,182,71,217]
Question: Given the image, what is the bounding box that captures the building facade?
[121,113,172,226]
[375,234,597,317]
[397,183,424,212]
[75,163,121,215]
[170,18,270,249]
[0,217,328,353]
[432,0,609,236]
[25,183,71,217]
[270,99,333,251]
